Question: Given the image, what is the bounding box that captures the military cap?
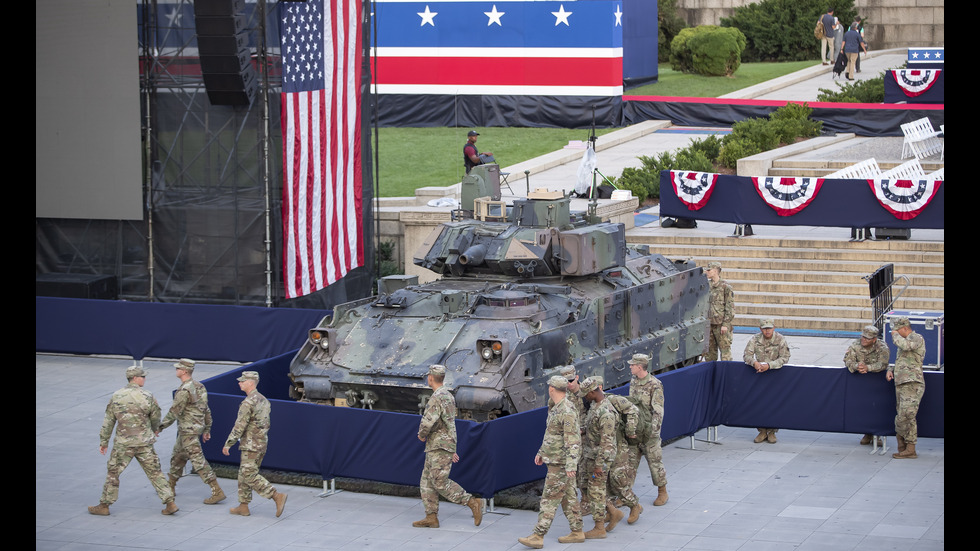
[629,353,651,366]
[237,370,260,382]
[759,318,775,329]
[707,261,722,271]
[861,325,879,339]
[428,364,447,377]
[892,317,911,329]
[467,130,480,137]
[592,375,604,387]
[174,358,196,372]
[579,377,600,394]
[548,375,568,390]
[126,365,147,379]
[558,365,576,379]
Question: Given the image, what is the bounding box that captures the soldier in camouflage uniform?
[743,319,791,444]
[413,365,483,528]
[594,378,643,527]
[552,365,588,512]
[88,365,178,516]
[886,317,926,459]
[222,371,288,517]
[518,376,584,549]
[577,377,621,539]
[627,353,669,507]
[705,262,735,361]
[158,358,225,504]
[843,326,890,445]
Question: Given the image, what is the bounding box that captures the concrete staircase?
[628,234,944,333]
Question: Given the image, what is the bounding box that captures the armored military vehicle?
[289,165,709,420]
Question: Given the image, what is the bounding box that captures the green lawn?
[373,127,613,197]
[627,61,820,97]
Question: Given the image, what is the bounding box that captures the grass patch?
[628,61,819,97]
[374,127,614,197]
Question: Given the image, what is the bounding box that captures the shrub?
[687,135,723,162]
[718,103,822,168]
[616,166,659,200]
[671,26,746,76]
[817,72,886,103]
[721,0,857,62]
[658,0,687,63]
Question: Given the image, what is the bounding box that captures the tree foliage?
[721,0,857,62]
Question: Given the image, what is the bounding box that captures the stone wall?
[675,0,944,50]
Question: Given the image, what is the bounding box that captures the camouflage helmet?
[548,375,568,390]
[237,370,260,383]
[428,364,447,377]
[892,317,911,329]
[558,365,576,379]
[707,261,722,271]
[759,318,775,329]
[861,325,879,339]
[629,353,651,367]
[126,365,147,380]
[174,358,195,372]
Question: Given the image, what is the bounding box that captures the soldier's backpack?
[606,394,653,446]
[814,18,826,40]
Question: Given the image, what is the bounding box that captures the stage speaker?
[36,273,119,300]
[194,0,255,106]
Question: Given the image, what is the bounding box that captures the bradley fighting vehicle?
[289,165,709,420]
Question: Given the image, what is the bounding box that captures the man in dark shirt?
[820,9,836,65]
[841,22,868,80]
[463,130,491,174]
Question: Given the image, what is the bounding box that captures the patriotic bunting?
[670,171,719,210]
[868,178,942,220]
[752,177,824,216]
[891,69,941,97]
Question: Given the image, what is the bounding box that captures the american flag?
[280,0,363,299]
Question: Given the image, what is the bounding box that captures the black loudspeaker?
[194,0,255,106]
[36,273,119,300]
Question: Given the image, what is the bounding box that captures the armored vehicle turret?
[289,165,709,420]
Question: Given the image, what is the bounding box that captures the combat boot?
[466,496,483,526]
[230,502,251,516]
[753,429,767,443]
[204,480,226,504]
[272,491,288,517]
[860,434,872,445]
[87,503,109,516]
[518,534,544,549]
[169,475,178,495]
[161,500,179,515]
[557,531,585,543]
[605,503,624,532]
[412,513,439,528]
[654,485,669,506]
[627,503,643,524]
[893,443,917,459]
[766,430,778,444]
[896,434,907,452]
[584,520,606,539]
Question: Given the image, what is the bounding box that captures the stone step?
[647,244,944,264]
[738,303,874,320]
[685,257,944,275]
[733,281,945,298]
[723,269,945,289]
[736,291,943,311]
[633,235,945,252]
[735,315,868,332]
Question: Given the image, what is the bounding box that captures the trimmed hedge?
[671,26,747,76]
[817,72,886,103]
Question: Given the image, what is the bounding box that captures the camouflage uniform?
[160,377,216,484]
[581,398,617,522]
[99,382,175,506]
[417,386,472,514]
[743,329,790,436]
[603,394,640,509]
[532,396,583,536]
[843,338,889,373]
[628,373,667,489]
[707,278,735,361]
[224,388,275,504]
[888,330,926,445]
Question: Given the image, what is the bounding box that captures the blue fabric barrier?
[35,297,327,363]
[659,173,944,229]
[203,358,943,497]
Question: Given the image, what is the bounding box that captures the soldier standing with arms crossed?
[519,376,585,549]
[843,326,890,446]
[887,317,926,459]
[89,365,178,516]
[628,353,669,507]
[743,319,791,444]
[158,358,225,504]
[412,364,483,528]
[222,371,288,517]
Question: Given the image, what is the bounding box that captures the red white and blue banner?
[867,178,942,220]
[280,0,364,299]
[752,177,824,216]
[891,70,941,98]
[670,170,719,210]
[372,0,624,96]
